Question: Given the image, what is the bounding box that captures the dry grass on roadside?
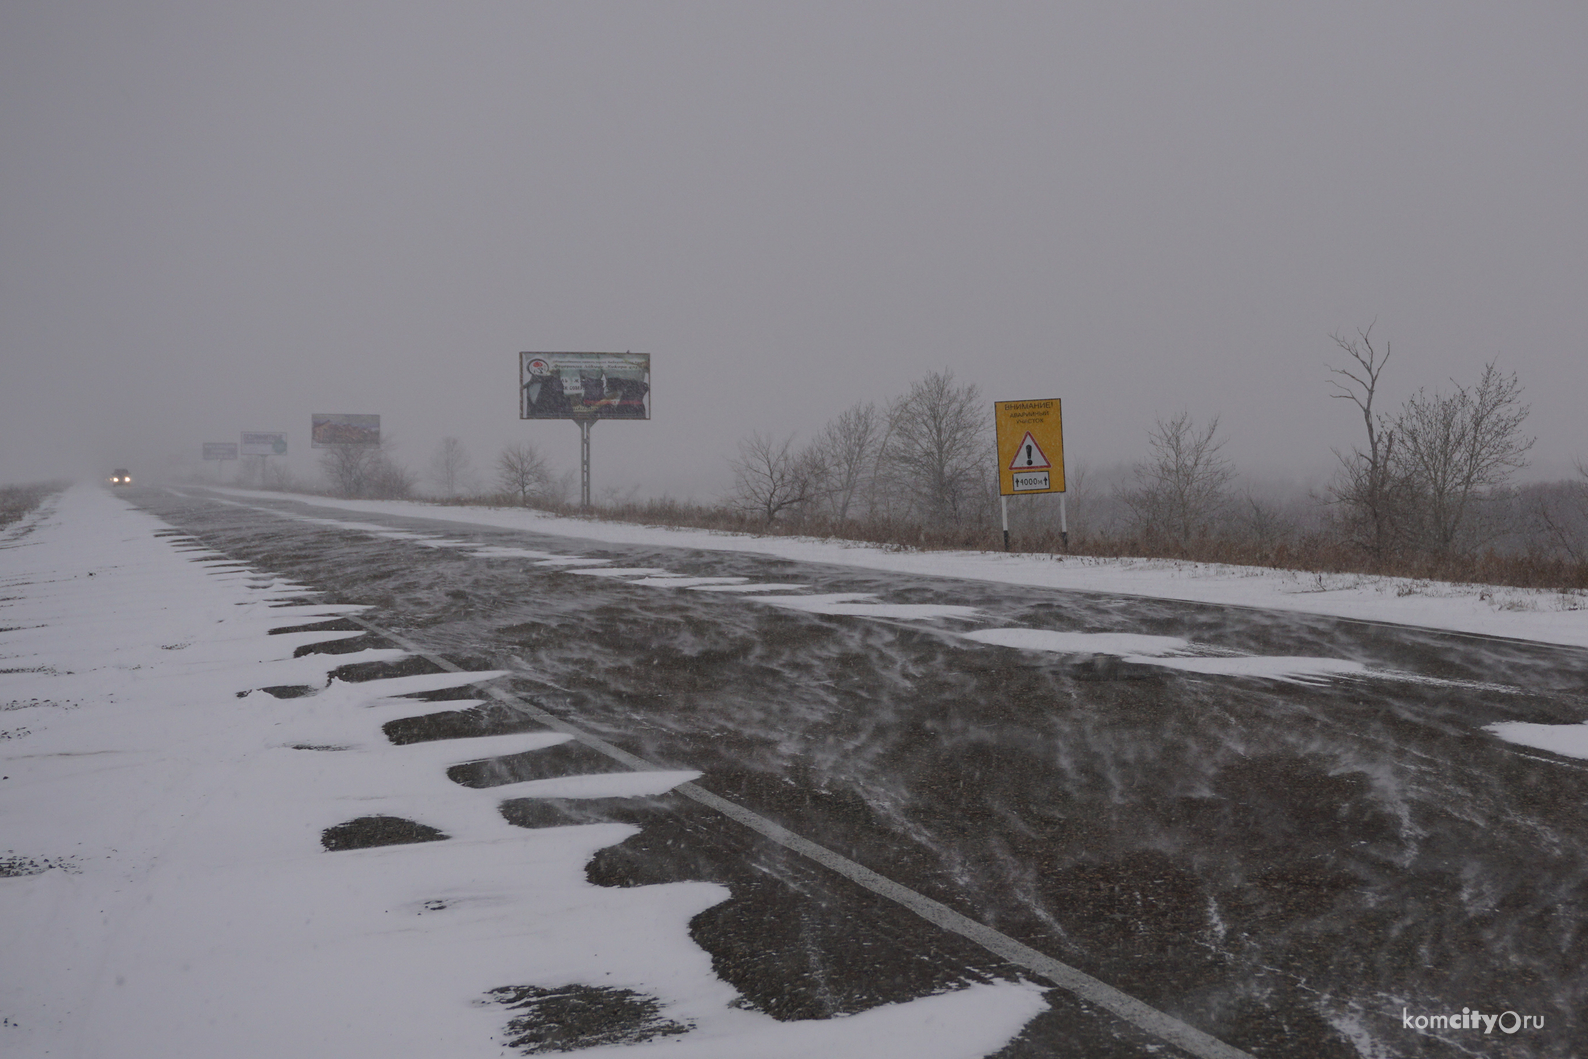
[425,491,1588,594]
[0,482,64,530]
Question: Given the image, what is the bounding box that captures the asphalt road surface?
[126,487,1588,1058]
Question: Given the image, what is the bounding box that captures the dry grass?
[0,482,64,531]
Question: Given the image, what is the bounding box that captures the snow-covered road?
[0,487,1045,1059]
[6,484,1588,1058]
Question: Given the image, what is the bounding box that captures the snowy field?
[0,486,1046,1058]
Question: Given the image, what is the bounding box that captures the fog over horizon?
[3,3,1585,501]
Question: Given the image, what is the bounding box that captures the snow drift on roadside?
[212,487,1588,650]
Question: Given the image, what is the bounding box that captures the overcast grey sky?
[3,2,1585,498]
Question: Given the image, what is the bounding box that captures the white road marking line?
[347,614,1258,1059]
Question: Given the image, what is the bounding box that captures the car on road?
[109,469,132,486]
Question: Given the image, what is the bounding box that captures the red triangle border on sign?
[1008,432,1052,471]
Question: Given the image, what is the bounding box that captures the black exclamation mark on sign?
[1025,444,1033,466]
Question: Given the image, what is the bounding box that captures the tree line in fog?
[274,324,1587,587]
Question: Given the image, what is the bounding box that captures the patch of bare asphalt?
[479,984,692,1054]
[320,816,449,851]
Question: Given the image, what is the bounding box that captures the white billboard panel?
[240,431,288,456]
[202,442,239,461]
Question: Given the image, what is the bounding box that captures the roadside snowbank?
[214,488,1588,650]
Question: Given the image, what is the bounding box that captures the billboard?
[202,442,239,461]
[311,414,380,447]
[994,399,1065,496]
[240,431,288,456]
[520,352,651,420]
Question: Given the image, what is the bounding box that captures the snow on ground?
[200,488,1588,763]
[213,488,1588,649]
[1484,720,1588,762]
[0,486,1046,1058]
[962,629,1191,656]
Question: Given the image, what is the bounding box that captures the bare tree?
[729,432,817,525]
[808,401,884,523]
[1327,323,1401,557]
[319,442,414,499]
[1392,361,1534,555]
[368,455,417,499]
[319,444,381,498]
[428,436,472,497]
[496,442,554,505]
[1533,459,1588,562]
[1119,412,1235,544]
[882,371,991,527]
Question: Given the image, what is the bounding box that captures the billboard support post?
[1001,496,1010,552]
[578,419,594,510]
[519,352,651,515]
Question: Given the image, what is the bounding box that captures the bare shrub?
[807,401,885,523]
[728,432,818,525]
[1236,492,1296,548]
[496,442,555,506]
[261,461,296,492]
[1118,412,1235,545]
[1530,461,1588,562]
[318,443,414,499]
[368,455,416,499]
[319,444,382,498]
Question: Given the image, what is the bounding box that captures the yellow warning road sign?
[995,399,1064,496]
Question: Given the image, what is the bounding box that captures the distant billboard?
[240,431,288,456]
[520,352,651,420]
[311,414,380,447]
[202,442,239,461]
